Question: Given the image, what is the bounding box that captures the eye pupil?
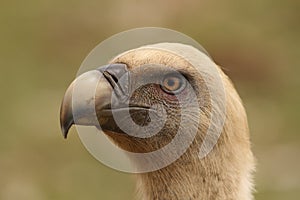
[167,79,175,87]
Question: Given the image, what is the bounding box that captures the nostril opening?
[99,63,129,99]
[103,71,126,99]
[110,73,119,83]
[103,71,118,89]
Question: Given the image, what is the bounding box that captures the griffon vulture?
[60,43,255,200]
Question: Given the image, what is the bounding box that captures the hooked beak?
[59,64,128,138]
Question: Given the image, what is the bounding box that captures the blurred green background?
[0,0,299,199]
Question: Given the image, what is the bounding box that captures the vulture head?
[60,43,255,200]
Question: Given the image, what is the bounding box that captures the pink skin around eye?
[156,84,187,102]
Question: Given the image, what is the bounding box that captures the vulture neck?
[135,147,253,200]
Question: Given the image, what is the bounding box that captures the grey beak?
[59,64,128,138]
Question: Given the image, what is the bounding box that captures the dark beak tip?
[60,104,74,139]
[60,119,74,139]
[60,93,74,139]
[61,127,68,139]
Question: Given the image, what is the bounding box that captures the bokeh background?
[0,0,299,199]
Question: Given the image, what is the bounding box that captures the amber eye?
[161,75,186,94]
